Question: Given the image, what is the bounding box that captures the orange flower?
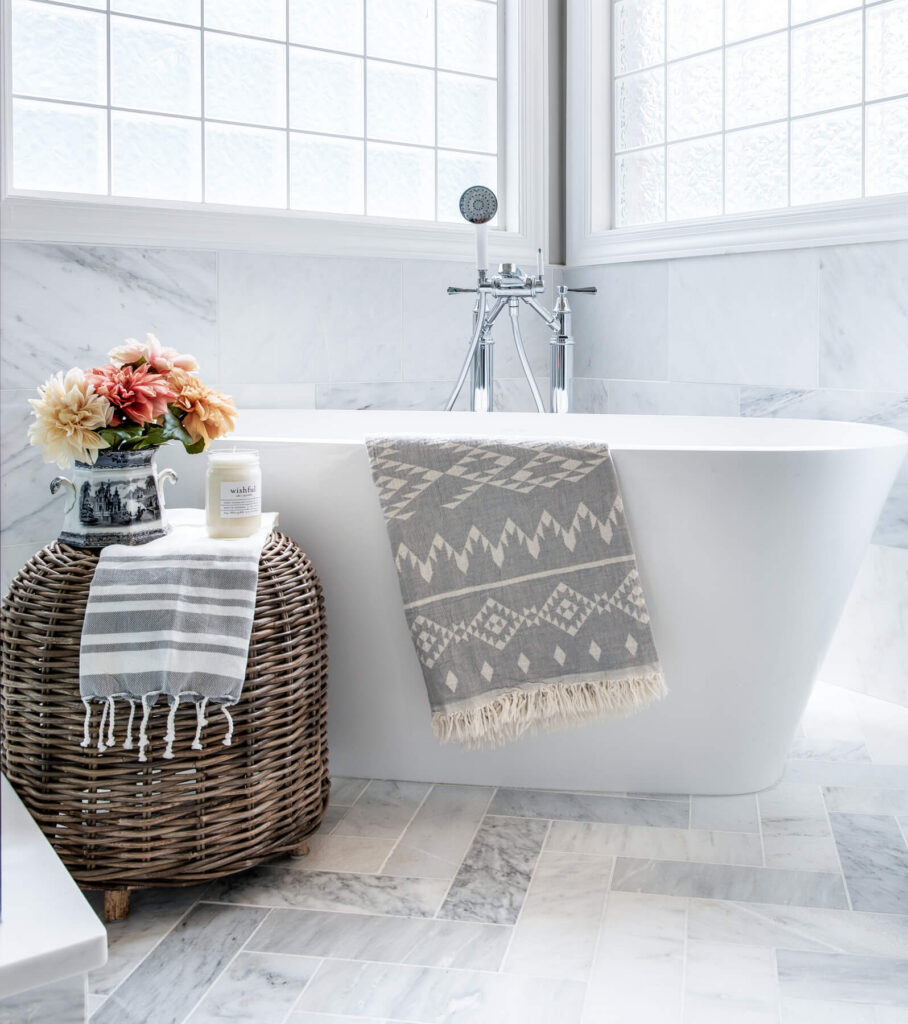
[169,369,237,449]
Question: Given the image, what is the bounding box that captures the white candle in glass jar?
[206,449,262,538]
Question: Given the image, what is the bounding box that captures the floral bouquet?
[29,334,237,467]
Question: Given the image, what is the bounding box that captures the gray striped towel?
[79,508,277,761]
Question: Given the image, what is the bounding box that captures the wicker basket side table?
[0,530,329,920]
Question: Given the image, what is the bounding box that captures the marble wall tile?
[781,997,908,1023]
[294,958,586,1024]
[185,951,321,1024]
[0,973,85,1024]
[566,260,669,381]
[1,543,40,595]
[382,784,494,879]
[503,850,612,981]
[777,949,908,1006]
[0,243,219,390]
[493,377,552,412]
[247,907,511,971]
[684,940,779,1022]
[205,866,449,916]
[218,252,402,390]
[667,249,819,387]
[829,812,908,914]
[316,380,460,411]
[687,899,908,958]
[226,381,317,410]
[582,891,686,1024]
[438,814,549,925]
[819,242,908,392]
[295,834,397,873]
[92,902,268,1024]
[611,858,849,909]
[607,380,740,416]
[333,780,430,840]
[487,788,689,828]
[690,794,760,833]
[571,377,609,413]
[545,820,763,866]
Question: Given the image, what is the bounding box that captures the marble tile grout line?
[282,956,328,1024]
[679,896,691,1023]
[376,782,436,875]
[819,781,854,911]
[577,855,617,1024]
[431,785,499,919]
[496,818,554,971]
[757,792,768,868]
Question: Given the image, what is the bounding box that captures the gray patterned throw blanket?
[367,438,666,748]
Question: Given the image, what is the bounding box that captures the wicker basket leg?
[291,840,310,858]
[104,888,131,922]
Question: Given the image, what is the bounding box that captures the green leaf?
[183,437,206,455]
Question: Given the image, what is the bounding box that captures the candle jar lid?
[207,448,259,464]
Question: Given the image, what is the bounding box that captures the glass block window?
[612,0,908,227]
[8,0,500,222]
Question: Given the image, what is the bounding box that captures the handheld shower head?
[459,186,498,275]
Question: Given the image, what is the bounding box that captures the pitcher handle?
[158,467,178,509]
[50,476,77,513]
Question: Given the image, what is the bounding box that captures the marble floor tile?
[205,866,449,917]
[503,851,612,981]
[799,681,865,742]
[334,781,431,840]
[687,899,908,957]
[438,815,549,925]
[777,950,908,1005]
[853,694,908,766]
[829,812,908,913]
[247,908,511,971]
[184,951,320,1023]
[87,994,106,1017]
[759,783,833,838]
[781,997,908,1023]
[331,777,371,806]
[294,834,397,873]
[612,858,849,909]
[783,761,908,788]
[289,1016,389,1024]
[0,974,86,1024]
[690,794,760,833]
[683,940,779,1023]
[788,737,872,762]
[546,819,763,866]
[488,787,689,828]
[382,784,494,879]
[317,805,348,833]
[583,891,686,1024]
[823,786,908,815]
[92,903,268,1024]
[294,959,586,1023]
[762,835,842,872]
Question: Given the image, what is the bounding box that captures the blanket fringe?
[431,671,667,750]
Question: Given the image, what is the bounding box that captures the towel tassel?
[80,697,92,748]
[106,696,116,747]
[123,699,136,750]
[138,693,153,763]
[96,699,110,754]
[191,697,209,751]
[163,694,181,760]
[222,705,234,747]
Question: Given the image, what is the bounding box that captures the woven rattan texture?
[0,531,329,890]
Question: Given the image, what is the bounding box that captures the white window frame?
[0,0,550,264]
[566,0,908,266]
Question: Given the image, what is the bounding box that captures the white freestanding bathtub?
[164,411,907,795]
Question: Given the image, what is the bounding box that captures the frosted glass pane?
[438,0,497,77]
[111,0,200,25]
[866,0,908,102]
[667,0,722,59]
[866,97,908,197]
[289,49,364,137]
[667,52,722,141]
[667,135,722,220]
[791,0,856,25]
[725,122,788,213]
[205,123,286,207]
[290,0,363,53]
[437,72,497,153]
[205,33,286,128]
[615,68,665,152]
[368,62,435,147]
[111,17,201,116]
[615,148,666,227]
[366,142,435,219]
[12,1,106,105]
[437,152,497,222]
[204,0,286,40]
[367,0,434,66]
[725,33,788,129]
[12,99,107,194]
[791,107,862,205]
[725,0,788,44]
[791,13,862,116]
[111,111,201,201]
[614,0,665,74]
[290,134,364,214]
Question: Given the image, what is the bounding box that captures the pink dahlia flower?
[86,363,176,426]
[108,333,199,374]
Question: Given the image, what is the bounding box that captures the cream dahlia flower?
[109,332,199,374]
[28,368,113,468]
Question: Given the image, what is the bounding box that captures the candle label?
[220,480,261,518]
